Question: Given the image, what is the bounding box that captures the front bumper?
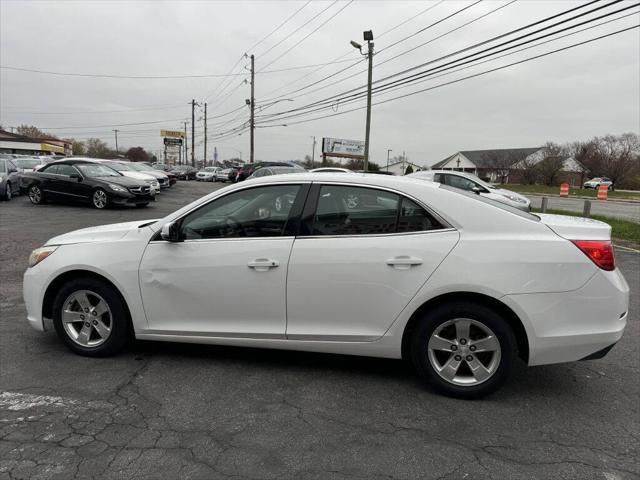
[504,267,629,366]
[110,191,154,206]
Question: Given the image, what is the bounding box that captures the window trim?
[296,181,453,239]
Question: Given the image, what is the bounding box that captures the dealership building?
[0,129,72,156]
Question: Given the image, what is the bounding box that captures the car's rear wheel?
[28,185,44,204]
[410,301,517,399]
[4,182,12,201]
[52,277,131,357]
[92,188,108,209]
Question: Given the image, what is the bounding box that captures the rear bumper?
[503,267,629,366]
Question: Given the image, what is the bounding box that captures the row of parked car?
[0,155,190,208]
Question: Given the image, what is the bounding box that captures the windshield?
[128,163,150,172]
[15,159,41,169]
[76,164,121,177]
[439,184,539,221]
[204,167,217,172]
[106,162,132,171]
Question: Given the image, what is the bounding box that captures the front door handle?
[247,258,280,272]
[386,255,423,270]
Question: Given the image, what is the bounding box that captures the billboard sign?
[161,130,184,138]
[322,137,364,158]
[164,137,183,146]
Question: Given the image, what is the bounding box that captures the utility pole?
[203,102,208,168]
[113,129,119,153]
[183,121,188,165]
[311,136,316,169]
[191,99,196,167]
[250,54,255,164]
[386,149,392,172]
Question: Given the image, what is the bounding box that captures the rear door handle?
[386,256,423,270]
[247,258,280,272]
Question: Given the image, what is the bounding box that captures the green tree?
[405,165,414,175]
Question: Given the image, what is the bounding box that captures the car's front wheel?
[92,189,108,209]
[410,301,517,399]
[52,277,131,357]
[28,185,44,204]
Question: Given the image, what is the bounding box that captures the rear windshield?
[439,184,539,221]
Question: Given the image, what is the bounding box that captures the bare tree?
[85,138,117,158]
[536,142,567,186]
[15,125,58,139]
[481,150,525,184]
[518,155,540,184]
[595,133,639,190]
[126,147,149,162]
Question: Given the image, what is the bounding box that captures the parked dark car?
[0,157,20,201]
[20,159,154,209]
[169,165,198,180]
[235,162,302,182]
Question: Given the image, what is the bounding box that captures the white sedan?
[23,173,628,398]
[196,167,220,182]
[409,170,531,211]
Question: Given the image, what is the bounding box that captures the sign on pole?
[164,137,183,146]
[322,137,364,158]
[161,130,185,139]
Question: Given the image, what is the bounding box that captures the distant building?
[384,160,426,176]
[432,147,587,185]
[0,129,72,156]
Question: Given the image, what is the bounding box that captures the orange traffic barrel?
[597,185,608,200]
[559,183,569,197]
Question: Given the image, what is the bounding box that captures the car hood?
[93,175,146,188]
[121,171,155,181]
[138,170,167,180]
[46,219,160,246]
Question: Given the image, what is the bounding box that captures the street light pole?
[250,54,255,164]
[191,99,197,167]
[204,102,207,168]
[113,129,119,153]
[351,30,374,172]
[386,149,392,172]
[311,136,316,169]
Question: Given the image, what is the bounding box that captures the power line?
[246,1,312,52]
[258,1,354,72]
[256,0,631,121]
[254,24,639,129]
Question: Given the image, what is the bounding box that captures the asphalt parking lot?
[1,181,638,480]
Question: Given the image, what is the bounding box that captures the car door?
[286,183,459,341]
[53,164,91,201]
[139,183,309,337]
[37,164,63,199]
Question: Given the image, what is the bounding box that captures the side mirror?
[161,221,182,242]
[70,174,82,182]
[471,187,483,195]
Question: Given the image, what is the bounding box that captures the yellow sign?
[40,143,65,153]
[161,130,184,139]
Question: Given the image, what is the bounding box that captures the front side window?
[76,164,121,177]
[308,185,443,236]
[180,184,301,240]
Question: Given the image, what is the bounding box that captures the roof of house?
[432,148,541,169]
[386,160,425,169]
[0,129,70,145]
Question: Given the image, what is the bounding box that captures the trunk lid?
[535,213,611,240]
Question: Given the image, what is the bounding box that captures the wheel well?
[401,292,529,363]
[42,270,133,331]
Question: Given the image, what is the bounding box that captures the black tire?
[92,188,109,209]
[410,301,517,399]
[28,184,44,204]
[52,277,131,357]
[3,182,12,201]
[136,203,149,208]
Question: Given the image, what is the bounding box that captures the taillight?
[572,240,615,271]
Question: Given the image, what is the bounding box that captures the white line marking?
[0,392,77,411]
[614,244,640,253]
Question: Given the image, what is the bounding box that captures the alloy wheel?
[93,190,107,209]
[61,290,112,347]
[29,186,42,204]
[427,318,501,386]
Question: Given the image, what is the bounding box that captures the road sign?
[161,130,184,138]
[164,137,183,146]
[322,137,364,158]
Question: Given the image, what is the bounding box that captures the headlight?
[108,183,127,192]
[505,194,527,204]
[28,246,58,268]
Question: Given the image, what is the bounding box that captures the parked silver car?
[583,177,613,190]
[0,158,20,201]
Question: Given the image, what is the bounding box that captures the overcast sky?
[1,0,638,166]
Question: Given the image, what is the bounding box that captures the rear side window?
[56,164,77,176]
[307,185,443,236]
